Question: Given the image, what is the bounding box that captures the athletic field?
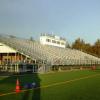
[0,70,100,100]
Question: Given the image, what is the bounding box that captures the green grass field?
[0,70,100,100]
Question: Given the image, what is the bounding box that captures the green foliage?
[72,38,85,50]
[72,38,100,57]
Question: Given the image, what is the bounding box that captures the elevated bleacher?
[0,34,100,67]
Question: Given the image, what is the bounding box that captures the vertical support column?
[1,53,2,65]
[0,53,1,66]
[5,53,9,72]
[15,64,17,72]
[15,53,16,62]
[33,59,36,73]
[10,64,12,72]
[25,56,27,63]
[23,63,26,72]
[17,52,19,62]
[35,64,41,72]
[0,53,1,70]
[15,53,17,73]
[7,53,8,65]
[7,53,9,71]
[16,64,19,73]
[21,54,23,61]
[5,65,8,71]
[33,64,34,73]
[15,64,19,73]
[11,53,12,64]
[42,61,45,72]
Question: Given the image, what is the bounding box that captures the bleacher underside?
[0,34,100,73]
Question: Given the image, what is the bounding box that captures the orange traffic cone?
[15,78,21,93]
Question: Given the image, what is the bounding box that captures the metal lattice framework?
[0,34,100,66]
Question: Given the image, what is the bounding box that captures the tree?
[29,36,34,41]
[72,38,85,51]
[71,38,100,58]
[93,39,100,57]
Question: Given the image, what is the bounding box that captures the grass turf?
[0,70,100,100]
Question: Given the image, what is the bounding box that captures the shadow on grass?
[0,72,41,100]
[22,73,41,100]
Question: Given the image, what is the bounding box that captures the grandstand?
[0,34,100,73]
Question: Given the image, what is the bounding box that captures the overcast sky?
[0,0,100,44]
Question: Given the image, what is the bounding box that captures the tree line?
[69,38,100,58]
[29,36,100,58]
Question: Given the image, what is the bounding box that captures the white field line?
[0,73,100,97]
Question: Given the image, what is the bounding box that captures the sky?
[0,0,100,44]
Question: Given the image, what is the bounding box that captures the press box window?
[46,39,51,42]
[61,42,65,45]
[57,41,60,44]
[52,40,56,43]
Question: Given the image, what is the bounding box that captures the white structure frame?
[40,33,67,48]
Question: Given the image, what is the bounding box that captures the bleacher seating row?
[0,34,100,66]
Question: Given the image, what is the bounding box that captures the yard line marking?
[40,73,100,89]
[0,73,100,97]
